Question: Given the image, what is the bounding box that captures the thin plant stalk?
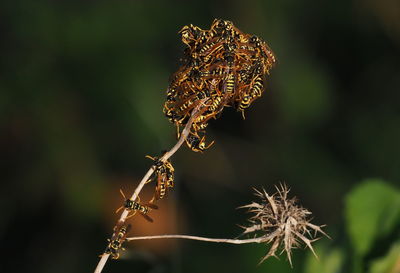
[94,100,206,273]
[126,234,267,244]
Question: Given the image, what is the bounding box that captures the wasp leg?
[115,206,124,214]
[126,210,137,220]
[145,155,156,161]
[205,140,215,150]
[176,122,181,138]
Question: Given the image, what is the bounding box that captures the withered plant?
[94,19,327,273]
[126,184,329,267]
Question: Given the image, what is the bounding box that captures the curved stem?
[126,234,266,244]
[94,100,206,273]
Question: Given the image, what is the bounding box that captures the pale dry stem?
[126,234,268,244]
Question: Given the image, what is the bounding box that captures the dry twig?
[125,185,329,267]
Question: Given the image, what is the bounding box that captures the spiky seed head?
[239,183,329,266]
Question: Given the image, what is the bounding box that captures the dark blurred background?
[1,0,399,273]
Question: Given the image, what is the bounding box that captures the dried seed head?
[239,184,329,266]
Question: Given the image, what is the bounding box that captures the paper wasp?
[237,75,264,115]
[185,132,214,152]
[210,19,235,40]
[179,24,205,48]
[146,154,175,201]
[104,224,131,260]
[224,73,235,94]
[116,190,158,222]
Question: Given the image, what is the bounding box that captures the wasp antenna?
[119,189,126,200]
[126,211,137,220]
[145,178,153,184]
[115,206,124,214]
[206,140,215,149]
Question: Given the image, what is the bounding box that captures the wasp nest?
[239,184,329,266]
[164,19,276,152]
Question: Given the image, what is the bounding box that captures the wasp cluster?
[164,19,276,152]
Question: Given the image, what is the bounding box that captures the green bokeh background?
[1,1,399,273]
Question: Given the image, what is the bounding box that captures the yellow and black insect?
[224,73,235,94]
[209,19,235,40]
[104,224,131,260]
[207,95,223,113]
[237,75,264,117]
[248,75,264,97]
[185,132,214,153]
[237,95,251,116]
[179,24,205,48]
[116,190,158,222]
[146,155,175,201]
[202,42,225,63]
[192,112,212,132]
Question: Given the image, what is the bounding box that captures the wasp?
[192,112,214,132]
[163,107,185,124]
[104,224,131,260]
[207,95,224,113]
[249,75,264,97]
[224,73,235,94]
[249,36,276,72]
[179,24,205,48]
[196,89,211,100]
[238,69,252,84]
[200,66,226,80]
[237,95,251,113]
[185,132,214,152]
[198,39,222,56]
[116,190,158,222]
[178,98,195,113]
[237,75,264,117]
[146,155,175,201]
[200,40,225,63]
[210,19,235,40]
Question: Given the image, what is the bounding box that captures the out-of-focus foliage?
[345,179,400,257]
[304,179,400,273]
[304,244,344,273]
[369,242,400,273]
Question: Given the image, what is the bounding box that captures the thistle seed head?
[239,184,329,266]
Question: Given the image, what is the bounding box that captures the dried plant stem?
[127,234,266,244]
[94,100,206,273]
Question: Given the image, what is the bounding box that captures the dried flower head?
[239,184,329,266]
